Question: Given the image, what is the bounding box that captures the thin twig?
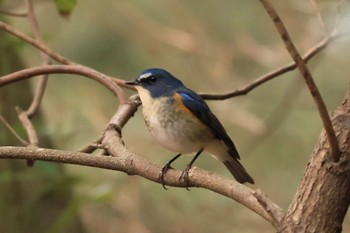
[26,77,48,117]
[25,0,50,118]
[79,136,103,153]
[15,106,38,166]
[200,31,346,100]
[0,115,29,146]
[15,106,38,146]
[259,0,341,162]
[0,20,73,65]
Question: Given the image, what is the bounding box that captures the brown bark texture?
[279,90,350,233]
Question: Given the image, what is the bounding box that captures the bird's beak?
[125,80,138,86]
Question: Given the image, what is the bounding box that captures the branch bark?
[279,89,350,232]
[0,144,284,228]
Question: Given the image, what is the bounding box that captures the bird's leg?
[159,153,182,190]
[180,148,204,190]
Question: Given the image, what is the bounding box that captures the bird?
[125,68,254,188]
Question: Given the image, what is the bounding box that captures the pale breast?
[142,96,214,153]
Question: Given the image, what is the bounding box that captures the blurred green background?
[1,0,350,232]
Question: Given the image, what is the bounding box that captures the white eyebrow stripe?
[139,72,152,80]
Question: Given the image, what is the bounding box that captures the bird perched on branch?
[126,68,254,188]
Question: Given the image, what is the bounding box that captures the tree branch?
[15,106,38,146]
[0,144,284,228]
[0,20,73,65]
[25,0,50,118]
[200,30,345,100]
[259,0,341,162]
[0,65,127,104]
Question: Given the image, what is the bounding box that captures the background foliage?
[1,0,350,232]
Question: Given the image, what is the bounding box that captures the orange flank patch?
[173,93,191,113]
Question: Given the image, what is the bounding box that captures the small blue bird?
[126,68,254,187]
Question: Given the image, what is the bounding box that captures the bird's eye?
[149,76,157,82]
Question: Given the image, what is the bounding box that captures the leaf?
[54,0,77,18]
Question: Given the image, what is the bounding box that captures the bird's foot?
[158,153,182,190]
[179,166,191,191]
[158,163,174,190]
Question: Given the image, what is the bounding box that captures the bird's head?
[125,68,184,98]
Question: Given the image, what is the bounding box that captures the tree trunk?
[280,90,350,233]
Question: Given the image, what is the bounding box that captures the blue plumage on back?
[178,91,240,160]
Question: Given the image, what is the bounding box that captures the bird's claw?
[179,166,191,191]
[159,164,192,191]
[159,164,174,190]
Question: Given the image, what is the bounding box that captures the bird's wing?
[178,90,240,160]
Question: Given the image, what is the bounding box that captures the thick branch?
[259,0,341,162]
[0,145,284,228]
